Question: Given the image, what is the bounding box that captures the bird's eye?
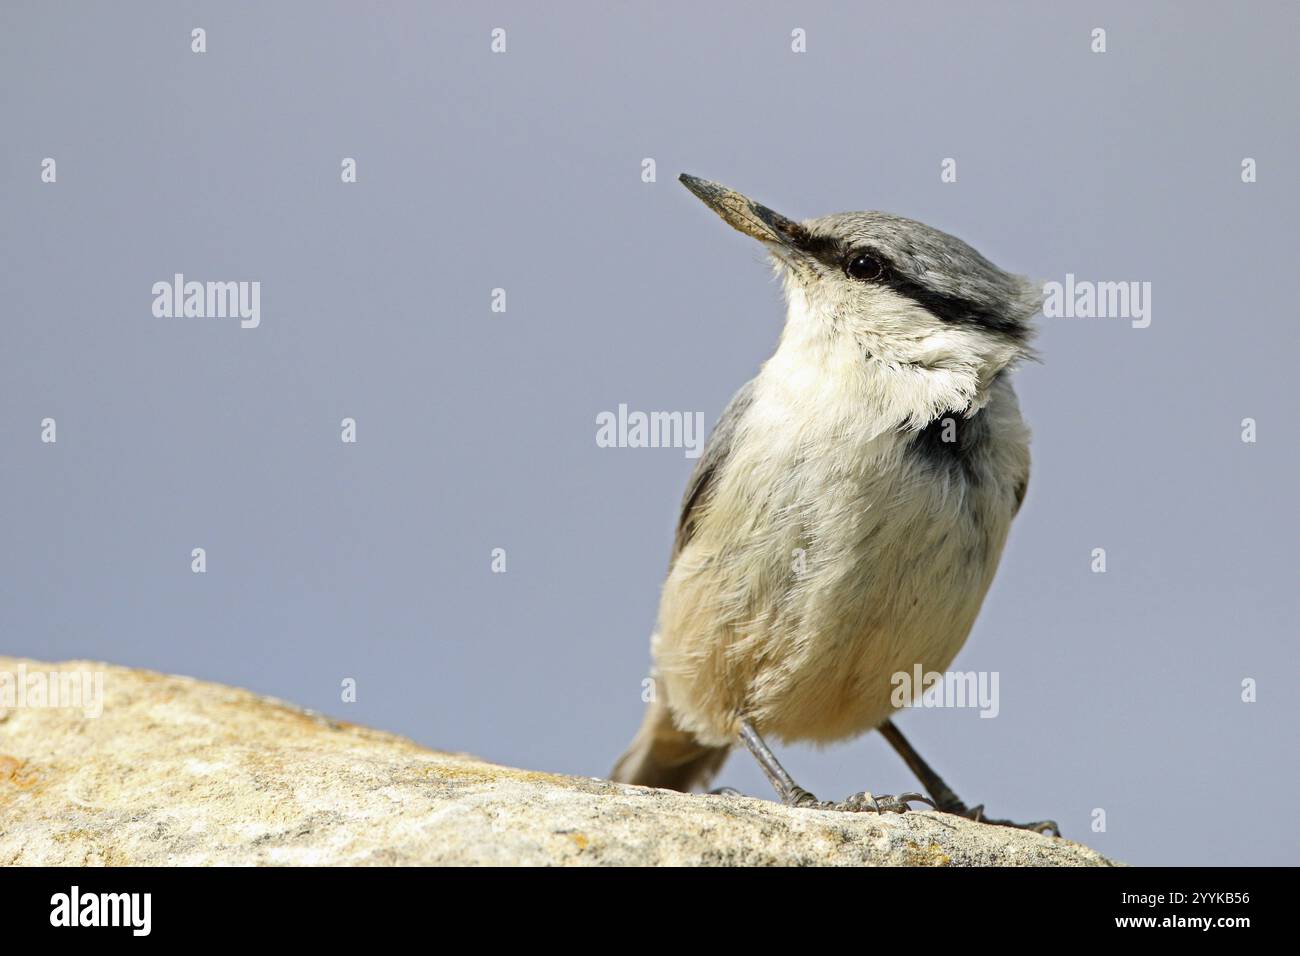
[844,252,884,282]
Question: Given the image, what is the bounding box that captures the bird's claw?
[837,790,935,813]
[803,790,936,814]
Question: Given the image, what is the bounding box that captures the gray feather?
[672,378,756,562]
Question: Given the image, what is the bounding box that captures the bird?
[610,174,1056,833]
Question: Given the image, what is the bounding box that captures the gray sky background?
[2,1,1296,866]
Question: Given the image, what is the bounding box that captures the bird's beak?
[678,174,809,253]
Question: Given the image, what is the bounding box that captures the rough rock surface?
[0,658,1118,866]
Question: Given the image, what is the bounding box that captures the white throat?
[762,282,1024,435]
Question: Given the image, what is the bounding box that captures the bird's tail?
[610,694,730,792]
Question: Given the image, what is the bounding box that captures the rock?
[0,657,1118,866]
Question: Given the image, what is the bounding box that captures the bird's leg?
[737,720,818,807]
[737,720,932,814]
[877,720,969,813]
[878,719,1060,836]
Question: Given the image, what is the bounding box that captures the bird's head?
[679,174,1040,417]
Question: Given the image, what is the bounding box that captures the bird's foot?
[829,791,935,813]
[791,789,935,814]
[781,785,821,808]
[940,801,1060,836]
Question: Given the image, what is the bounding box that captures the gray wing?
[671,378,757,563]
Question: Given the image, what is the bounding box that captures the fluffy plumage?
[613,186,1040,791]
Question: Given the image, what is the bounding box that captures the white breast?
[653,336,1029,747]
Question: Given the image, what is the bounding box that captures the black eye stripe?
[882,273,1025,337]
[797,239,1026,340]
